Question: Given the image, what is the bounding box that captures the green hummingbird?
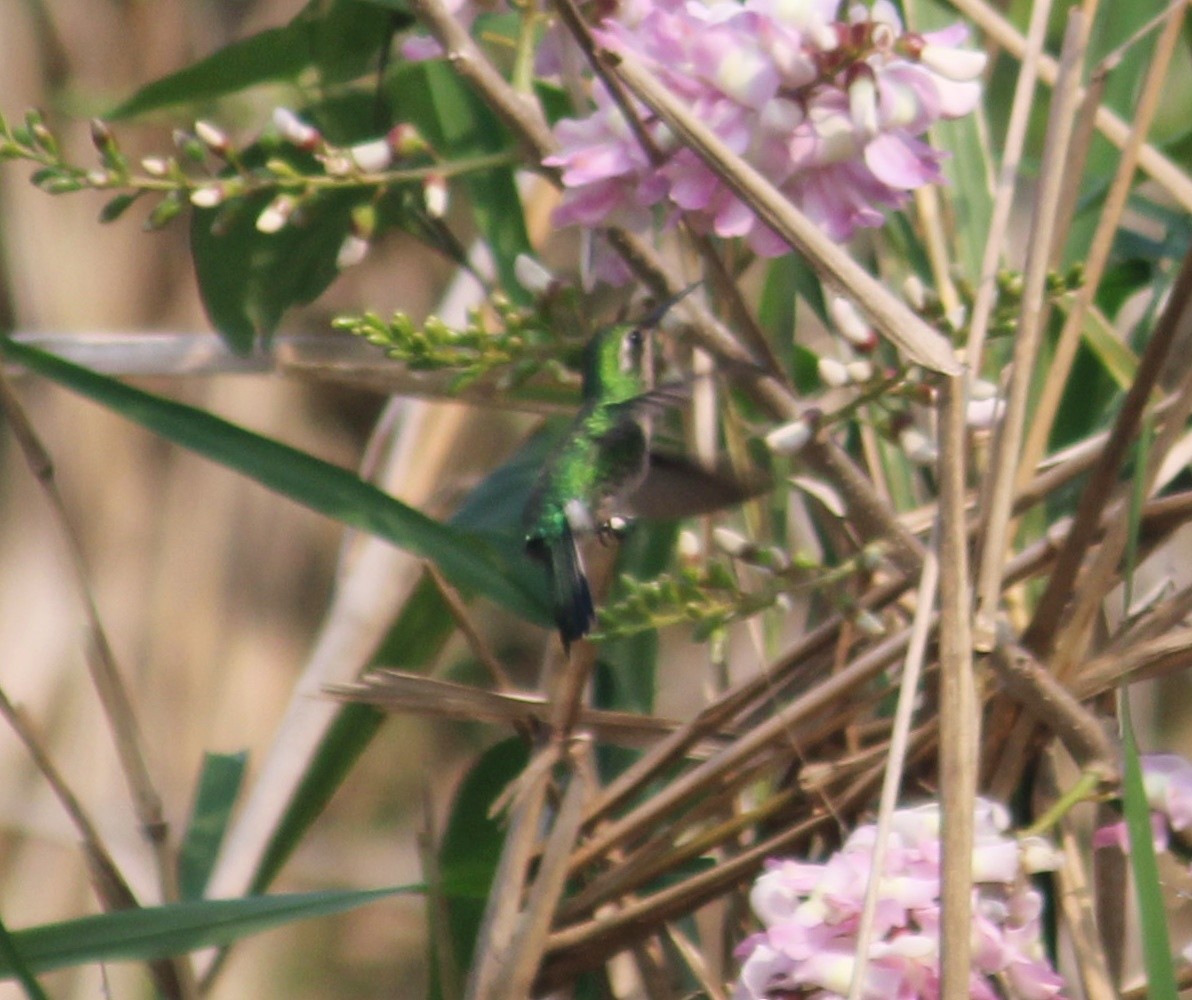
[524,290,759,650]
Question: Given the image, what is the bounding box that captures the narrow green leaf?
[1121,708,1178,999]
[179,752,249,901]
[251,431,551,894]
[109,0,398,119]
[0,338,549,626]
[432,738,530,998]
[0,888,416,978]
[1078,306,1138,392]
[0,914,49,1000]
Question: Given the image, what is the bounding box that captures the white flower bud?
[272,107,321,149]
[846,359,874,383]
[899,425,938,466]
[86,169,111,187]
[424,174,448,218]
[818,356,851,388]
[966,395,1004,430]
[919,44,988,82]
[712,526,754,559]
[189,185,223,208]
[514,254,555,295]
[830,296,877,350]
[847,71,879,137]
[1019,836,1063,874]
[256,194,296,234]
[140,156,170,177]
[349,138,392,172]
[765,418,813,456]
[677,529,702,561]
[194,119,230,154]
[336,234,370,270]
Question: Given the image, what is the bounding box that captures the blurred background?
[0,2,490,996]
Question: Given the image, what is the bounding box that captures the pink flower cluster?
[546,0,985,266]
[1094,752,1192,854]
[735,799,1066,1000]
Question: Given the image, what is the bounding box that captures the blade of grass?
[0,888,418,978]
[0,336,548,626]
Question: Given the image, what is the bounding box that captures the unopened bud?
[140,156,170,177]
[388,123,429,157]
[514,254,555,295]
[853,609,886,638]
[256,194,297,234]
[189,184,224,208]
[89,118,116,155]
[817,356,850,388]
[350,202,377,241]
[919,44,987,82]
[86,169,111,187]
[336,234,370,270]
[966,395,1004,430]
[677,529,702,562]
[830,296,877,351]
[272,107,321,150]
[424,174,448,218]
[349,138,392,172]
[194,120,231,155]
[712,526,754,559]
[845,359,874,383]
[898,425,938,466]
[765,418,814,456]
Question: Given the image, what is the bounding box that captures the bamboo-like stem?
[949,0,1192,213]
[0,374,196,999]
[972,9,1088,651]
[1021,245,1192,656]
[848,532,938,1000]
[1014,1,1187,496]
[936,375,977,1000]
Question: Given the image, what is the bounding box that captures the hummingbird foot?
[598,515,633,545]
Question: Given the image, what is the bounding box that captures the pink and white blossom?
[546,0,986,276]
[734,798,1066,999]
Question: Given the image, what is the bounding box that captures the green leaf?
[179,752,249,901]
[432,738,529,998]
[0,888,417,978]
[0,914,48,1000]
[385,61,532,299]
[109,0,401,119]
[0,338,550,626]
[190,188,357,352]
[251,431,554,893]
[1121,708,1178,999]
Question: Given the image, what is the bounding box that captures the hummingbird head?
[582,320,654,405]
[581,284,700,405]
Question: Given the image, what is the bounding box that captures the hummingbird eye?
[620,327,645,373]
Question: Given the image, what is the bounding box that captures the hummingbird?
[523,289,758,650]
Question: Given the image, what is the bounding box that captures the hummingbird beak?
[639,281,702,330]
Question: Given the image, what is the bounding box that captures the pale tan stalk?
[848,532,939,1000]
[961,0,1053,372]
[973,10,1088,651]
[949,0,1192,213]
[1015,1,1187,495]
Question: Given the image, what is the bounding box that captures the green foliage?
[179,753,249,902]
[336,293,579,391]
[0,337,550,626]
[0,888,418,980]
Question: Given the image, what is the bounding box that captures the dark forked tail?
[527,526,595,653]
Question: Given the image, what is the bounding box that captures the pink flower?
[546,0,986,277]
[734,798,1067,1000]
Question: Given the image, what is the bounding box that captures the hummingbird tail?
[530,528,595,652]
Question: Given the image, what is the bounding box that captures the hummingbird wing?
[624,452,771,521]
